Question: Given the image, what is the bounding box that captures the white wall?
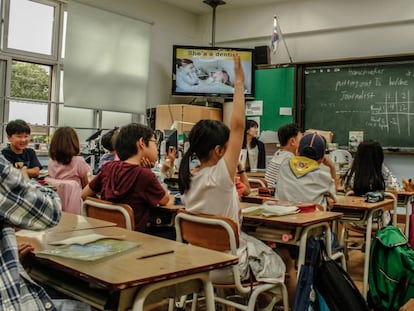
[205,0,414,64]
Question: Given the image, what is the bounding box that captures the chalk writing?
[304,61,414,147]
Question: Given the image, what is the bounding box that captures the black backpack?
[314,240,369,311]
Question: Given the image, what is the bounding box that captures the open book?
[36,238,140,261]
[242,202,299,217]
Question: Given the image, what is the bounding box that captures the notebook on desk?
[36,238,140,261]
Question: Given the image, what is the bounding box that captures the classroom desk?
[332,196,394,299]
[240,201,344,277]
[397,191,414,237]
[18,226,238,311]
[47,211,117,233]
[246,170,266,178]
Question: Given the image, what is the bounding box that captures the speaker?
[254,46,270,65]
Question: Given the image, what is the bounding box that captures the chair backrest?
[82,196,135,230]
[45,177,83,215]
[248,177,267,189]
[329,149,353,165]
[175,210,239,253]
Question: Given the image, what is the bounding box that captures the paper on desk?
[48,233,126,245]
[37,239,140,261]
[242,203,299,217]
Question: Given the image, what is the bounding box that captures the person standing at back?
[242,119,266,171]
[1,119,42,178]
[265,123,302,189]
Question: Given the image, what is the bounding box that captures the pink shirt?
[47,156,90,187]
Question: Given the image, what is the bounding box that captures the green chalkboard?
[254,67,294,131]
[303,61,414,148]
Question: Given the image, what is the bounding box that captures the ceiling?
[159,0,283,15]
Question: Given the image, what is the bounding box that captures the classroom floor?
[146,248,366,311]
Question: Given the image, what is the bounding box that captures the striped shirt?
[0,155,61,311]
[264,149,293,188]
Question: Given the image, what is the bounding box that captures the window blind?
[64,1,151,113]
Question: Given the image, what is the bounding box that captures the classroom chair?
[45,177,83,215]
[248,177,268,189]
[175,210,289,311]
[82,196,135,230]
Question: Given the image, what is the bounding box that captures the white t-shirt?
[182,158,241,228]
[277,156,337,210]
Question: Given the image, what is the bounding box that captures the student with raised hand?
[178,53,295,308]
[242,119,266,171]
[1,119,42,178]
[277,132,338,210]
[82,123,170,232]
[265,123,302,189]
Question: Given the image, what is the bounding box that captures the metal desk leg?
[362,210,374,299]
[297,222,331,277]
[132,272,215,311]
[405,195,414,238]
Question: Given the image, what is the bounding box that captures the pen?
[137,250,174,259]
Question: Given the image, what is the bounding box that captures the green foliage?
[11,62,50,100]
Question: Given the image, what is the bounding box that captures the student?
[98,127,119,170]
[242,119,266,171]
[343,139,398,225]
[178,53,296,308]
[48,127,91,189]
[343,139,397,195]
[1,119,42,178]
[235,162,251,197]
[0,154,92,310]
[82,123,173,232]
[265,123,302,188]
[277,132,338,210]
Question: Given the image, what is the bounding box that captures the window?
[0,0,140,148]
[7,0,57,56]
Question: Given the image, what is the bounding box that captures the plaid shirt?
[0,155,61,311]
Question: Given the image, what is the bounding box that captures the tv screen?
[172,45,254,98]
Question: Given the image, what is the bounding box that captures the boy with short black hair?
[82,123,173,232]
[277,132,337,210]
[2,119,42,178]
[265,123,302,188]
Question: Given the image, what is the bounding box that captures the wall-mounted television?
[172,45,254,98]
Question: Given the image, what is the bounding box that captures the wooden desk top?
[18,226,237,291]
[397,191,414,197]
[333,196,394,211]
[46,212,117,233]
[240,202,343,227]
[246,171,266,178]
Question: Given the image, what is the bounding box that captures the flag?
[271,16,280,53]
